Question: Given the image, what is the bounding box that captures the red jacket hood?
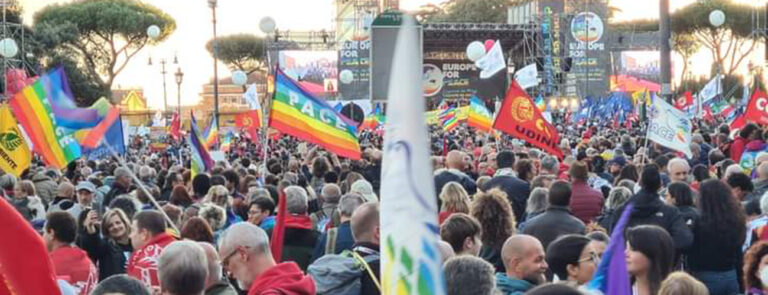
[50,246,98,295]
[284,214,313,230]
[126,232,175,288]
[248,262,316,295]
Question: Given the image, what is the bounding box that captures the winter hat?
[350,180,377,203]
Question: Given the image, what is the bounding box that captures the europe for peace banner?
[647,97,693,158]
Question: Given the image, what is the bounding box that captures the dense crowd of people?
[5,117,768,295]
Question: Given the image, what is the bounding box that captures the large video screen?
[619,51,661,81]
[278,51,339,97]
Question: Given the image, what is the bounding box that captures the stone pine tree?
[33,0,175,106]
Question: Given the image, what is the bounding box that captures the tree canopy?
[421,0,511,23]
[33,0,175,105]
[206,34,266,75]
[612,0,761,75]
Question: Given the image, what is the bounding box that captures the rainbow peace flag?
[534,95,546,112]
[269,68,361,160]
[189,112,214,178]
[10,71,81,169]
[38,68,105,130]
[361,105,386,130]
[439,105,459,132]
[467,96,493,132]
[203,115,219,149]
[220,131,233,152]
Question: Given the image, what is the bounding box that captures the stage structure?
[509,0,612,99]
[1,0,35,101]
[419,22,535,107]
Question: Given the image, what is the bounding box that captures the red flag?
[731,114,747,130]
[702,106,715,122]
[493,81,564,159]
[235,110,262,141]
[744,89,768,125]
[612,112,619,128]
[270,189,287,262]
[674,91,693,110]
[0,199,61,295]
[170,112,181,140]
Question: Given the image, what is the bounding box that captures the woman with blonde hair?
[659,272,709,295]
[78,208,133,280]
[204,184,241,228]
[439,182,471,225]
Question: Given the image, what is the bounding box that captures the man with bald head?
[197,242,237,295]
[218,223,315,295]
[351,202,381,295]
[495,235,548,295]
[434,150,477,206]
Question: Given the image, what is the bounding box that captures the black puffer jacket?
[609,189,694,250]
[77,230,133,280]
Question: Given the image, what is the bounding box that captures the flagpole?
[103,141,179,232]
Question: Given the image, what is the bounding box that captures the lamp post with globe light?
[209,0,220,128]
[259,16,276,166]
[710,9,725,109]
[175,67,183,116]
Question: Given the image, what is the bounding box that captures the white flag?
[514,63,539,89]
[381,15,445,295]
[648,97,693,158]
[152,111,166,127]
[243,83,261,110]
[698,74,722,103]
[475,40,506,79]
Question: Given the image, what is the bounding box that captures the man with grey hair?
[104,167,133,209]
[218,223,315,294]
[197,242,237,295]
[667,158,691,184]
[310,193,366,261]
[267,185,319,271]
[310,183,342,231]
[540,156,559,177]
[444,256,497,295]
[158,241,208,295]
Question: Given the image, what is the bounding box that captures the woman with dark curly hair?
[180,216,214,244]
[744,241,768,294]
[471,188,516,273]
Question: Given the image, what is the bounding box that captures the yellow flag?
[0,105,31,176]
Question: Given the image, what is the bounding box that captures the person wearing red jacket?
[731,123,760,163]
[567,161,604,224]
[218,222,315,295]
[127,210,176,291]
[44,211,98,295]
